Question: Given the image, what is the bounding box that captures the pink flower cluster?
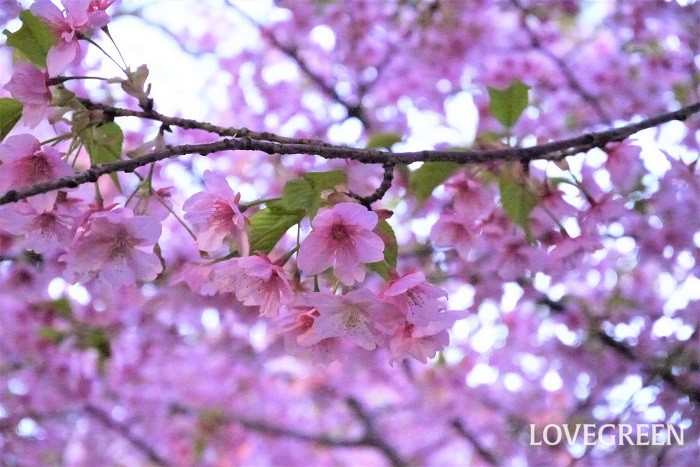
[281,271,455,364]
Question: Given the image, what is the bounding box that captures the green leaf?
[303,170,346,216]
[303,170,346,191]
[79,327,112,364]
[376,220,397,267]
[83,123,123,164]
[38,326,67,343]
[274,179,314,213]
[4,10,57,68]
[498,169,538,242]
[82,122,123,190]
[0,98,23,141]
[367,131,402,149]
[368,220,397,279]
[46,297,73,319]
[409,161,460,202]
[248,207,304,254]
[487,80,530,128]
[272,170,347,218]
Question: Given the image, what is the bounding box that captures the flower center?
[341,306,365,330]
[330,223,349,241]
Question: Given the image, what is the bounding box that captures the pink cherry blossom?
[280,306,345,365]
[211,254,292,317]
[379,271,447,326]
[604,140,644,192]
[296,289,400,350]
[31,0,111,76]
[446,172,496,223]
[0,134,73,212]
[182,170,249,255]
[62,208,162,286]
[3,62,51,128]
[88,0,115,12]
[0,200,76,254]
[297,202,384,285]
[236,254,293,317]
[389,319,453,364]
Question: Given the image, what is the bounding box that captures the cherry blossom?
[0,134,73,212]
[31,0,110,76]
[3,62,51,128]
[0,200,76,254]
[62,208,162,286]
[296,289,400,350]
[379,271,447,326]
[182,170,249,255]
[210,253,293,317]
[297,202,384,285]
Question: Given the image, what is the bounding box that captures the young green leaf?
[83,123,124,165]
[4,10,56,68]
[367,131,402,149]
[273,178,314,213]
[272,170,347,217]
[303,170,346,191]
[487,80,530,128]
[0,98,23,141]
[248,207,305,254]
[498,168,539,242]
[82,123,124,189]
[368,220,398,279]
[409,161,460,202]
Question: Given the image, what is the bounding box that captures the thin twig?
[511,0,612,124]
[348,162,396,207]
[225,1,369,128]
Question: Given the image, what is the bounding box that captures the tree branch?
[511,0,612,124]
[348,162,396,207]
[345,397,407,467]
[84,404,168,466]
[225,1,369,128]
[1,101,698,207]
[450,419,500,466]
[170,399,407,466]
[594,330,700,404]
[79,99,337,147]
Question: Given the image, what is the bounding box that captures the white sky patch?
[310,25,336,51]
[503,372,523,392]
[67,283,91,305]
[47,277,67,299]
[466,362,498,387]
[501,283,523,312]
[201,307,222,333]
[541,370,563,392]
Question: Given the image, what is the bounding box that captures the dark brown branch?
[450,419,500,466]
[348,162,396,207]
[79,99,337,148]
[1,101,699,207]
[84,405,168,465]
